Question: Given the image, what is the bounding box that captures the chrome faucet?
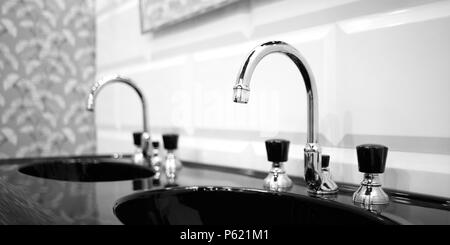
[233,41,338,195]
[86,75,152,164]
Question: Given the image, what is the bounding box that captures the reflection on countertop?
[0,155,448,225]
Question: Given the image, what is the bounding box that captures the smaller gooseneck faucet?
[233,41,338,195]
[86,75,152,164]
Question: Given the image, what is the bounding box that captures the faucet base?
[263,164,293,192]
[307,177,339,195]
[304,143,339,195]
[353,174,389,205]
[307,179,339,195]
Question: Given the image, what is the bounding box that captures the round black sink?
[113,186,398,225]
[18,156,154,182]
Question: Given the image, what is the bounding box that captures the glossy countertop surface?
[0,155,449,225]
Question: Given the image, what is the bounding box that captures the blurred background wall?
[0,0,96,158]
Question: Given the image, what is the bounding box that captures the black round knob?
[265,139,290,163]
[162,134,179,150]
[152,141,160,148]
[322,155,330,168]
[356,144,388,174]
[133,132,142,146]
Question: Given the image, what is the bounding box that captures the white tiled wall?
[95,0,450,197]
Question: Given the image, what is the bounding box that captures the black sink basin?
[113,186,398,225]
[18,155,154,182]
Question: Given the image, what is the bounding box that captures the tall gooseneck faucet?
[86,75,152,161]
[233,41,338,195]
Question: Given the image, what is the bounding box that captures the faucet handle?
[356,144,388,174]
[265,139,289,163]
[354,144,389,206]
[133,132,142,147]
[264,139,292,191]
[163,134,179,150]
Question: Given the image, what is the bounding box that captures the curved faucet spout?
[233,41,337,195]
[233,41,318,143]
[86,74,149,133]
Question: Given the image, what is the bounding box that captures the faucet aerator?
[233,87,250,104]
[86,95,95,111]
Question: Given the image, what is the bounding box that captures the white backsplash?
[95,0,450,198]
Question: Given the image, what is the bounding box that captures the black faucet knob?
[133,132,142,147]
[322,155,330,168]
[356,144,388,174]
[265,139,290,163]
[162,134,179,150]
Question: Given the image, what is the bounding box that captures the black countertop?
[0,155,448,225]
